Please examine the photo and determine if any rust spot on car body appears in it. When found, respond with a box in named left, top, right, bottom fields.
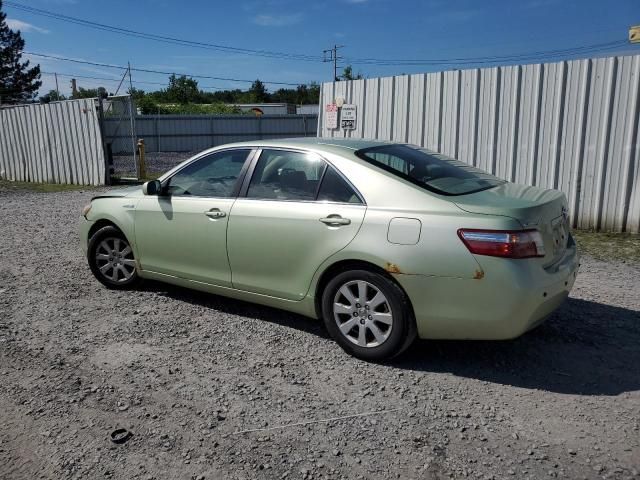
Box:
left=473, top=269, right=485, bottom=280
left=385, top=262, right=402, bottom=274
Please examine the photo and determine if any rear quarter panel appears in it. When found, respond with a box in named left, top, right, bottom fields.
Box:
left=310, top=150, right=522, bottom=281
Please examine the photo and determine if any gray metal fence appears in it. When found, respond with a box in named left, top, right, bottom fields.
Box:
left=0, top=98, right=106, bottom=185
left=104, top=114, right=318, bottom=153
left=318, top=55, right=640, bottom=233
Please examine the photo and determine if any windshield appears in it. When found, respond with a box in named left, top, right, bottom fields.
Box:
left=355, top=144, right=505, bottom=196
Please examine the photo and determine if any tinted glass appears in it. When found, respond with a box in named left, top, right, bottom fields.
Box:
left=247, top=149, right=326, bottom=201
left=355, top=144, right=505, bottom=196
left=317, top=166, right=362, bottom=204
left=167, top=149, right=250, bottom=197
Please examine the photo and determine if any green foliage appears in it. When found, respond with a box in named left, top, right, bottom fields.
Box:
left=155, top=103, right=244, bottom=115
left=71, top=74, right=320, bottom=115
left=72, top=87, right=113, bottom=99
left=0, top=179, right=95, bottom=192
left=341, top=65, right=363, bottom=81
left=39, top=89, right=66, bottom=103
left=271, top=83, right=320, bottom=104
left=248, top=79, right=268, bottom=103
left=127, top=87, right=146, bottom=102
left=165, top=74, right=201, bottom=104
left=0, top=0, right=42, bottom=104
left=572, top=230, right=640, bottom=262
left=136, top=94, right=161, bottom=114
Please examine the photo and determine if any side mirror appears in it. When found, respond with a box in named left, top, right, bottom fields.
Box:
left=142, top=180, right=161, bottom=195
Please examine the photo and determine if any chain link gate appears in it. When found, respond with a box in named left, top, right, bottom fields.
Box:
left=98, top=95, right=138, bottom=182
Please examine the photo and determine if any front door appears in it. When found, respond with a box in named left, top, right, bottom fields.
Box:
left=135, top=148, right=253, bottom=287
left=227, top=148, right=366, bottom=300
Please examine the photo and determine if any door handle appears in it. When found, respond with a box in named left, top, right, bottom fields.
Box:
left=205, top=208, right=226, bottom=219
left=319, top=214, right=351, bottom=226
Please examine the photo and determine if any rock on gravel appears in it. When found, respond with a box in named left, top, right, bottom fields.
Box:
left=0, top=185, right=639, bottom=479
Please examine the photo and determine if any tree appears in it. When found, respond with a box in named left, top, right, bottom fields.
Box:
left=248, top=79, right=268, bottom=103
left=0, top=0, right=42, bottom=103
left=127, top=87, right=146, bottom=102
left=165, top=74, right=200, bottom=104
left=72, top=87, right=111, bottom=99
left=39, top=89, right=66, bottom=103
left=341, top=65, right=363, bottom=81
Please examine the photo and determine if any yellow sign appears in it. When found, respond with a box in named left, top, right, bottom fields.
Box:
left=630, top=25, right=640, bottom=44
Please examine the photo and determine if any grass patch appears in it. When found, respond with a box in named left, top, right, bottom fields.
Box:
left=573, top=230, right=640, bottom=262
left=0, top=180, right=96, bottom=193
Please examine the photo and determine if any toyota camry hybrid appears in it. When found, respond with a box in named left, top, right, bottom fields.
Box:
left=80, top=138, right=579, bottom=360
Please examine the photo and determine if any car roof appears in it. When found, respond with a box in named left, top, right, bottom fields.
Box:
left=215, top=137, right=396, bottom=154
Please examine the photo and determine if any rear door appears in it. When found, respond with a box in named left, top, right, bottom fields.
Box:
left=227, top=148, right=366, bottom=300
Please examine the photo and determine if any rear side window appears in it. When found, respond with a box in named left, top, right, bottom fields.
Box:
left=317, top=167, right=362, bottom=204
left=247, top=149, right=326, bottom=201
left=246, top=149, right=363, bottom=204
left=355, top=144, right=505, bottom=196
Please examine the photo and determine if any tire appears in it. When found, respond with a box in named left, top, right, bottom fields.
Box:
left=321, top=269, right=416, bottom=361
left=87, top=225, right=140, bottom=289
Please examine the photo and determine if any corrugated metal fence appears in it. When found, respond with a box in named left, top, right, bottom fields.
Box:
left=104, top=114, right=318, bottom=153
left=318, top=55, right=640, bottom=233
left=0, top=98, right=105, bottom=185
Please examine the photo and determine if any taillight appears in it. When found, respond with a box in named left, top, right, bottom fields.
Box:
left=457, top=229, right=545, bottom=259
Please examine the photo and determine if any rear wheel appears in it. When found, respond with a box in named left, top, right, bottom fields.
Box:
left=321, top=269, right=415, bottom=361
left=87, top=226, right=139, bottom=289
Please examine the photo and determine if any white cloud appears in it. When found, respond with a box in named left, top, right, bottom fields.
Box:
left=6, top=18, right=50, bottom=34
left=252, top=13, right=303, bottom=27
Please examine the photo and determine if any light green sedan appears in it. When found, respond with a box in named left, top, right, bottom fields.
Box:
left=80, top=138, right=579, bottom=360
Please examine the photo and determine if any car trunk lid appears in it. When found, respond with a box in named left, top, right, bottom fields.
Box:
left=453, top=183, right=570, bottom=267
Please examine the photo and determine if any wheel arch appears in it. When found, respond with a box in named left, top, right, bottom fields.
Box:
left=88, top=219, right=124, bottom=241
left=313, top=259, right=415, bottom=321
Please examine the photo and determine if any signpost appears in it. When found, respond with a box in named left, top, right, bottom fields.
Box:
left=341, top=104, right=356, bottom=130
left=326, top=103, right=338, bottom=129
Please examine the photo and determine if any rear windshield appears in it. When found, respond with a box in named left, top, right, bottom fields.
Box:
left=355, top=144, right=505, bottom=196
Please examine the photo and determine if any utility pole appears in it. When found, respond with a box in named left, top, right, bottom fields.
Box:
left=54, top=73, right=60, bottom=100
left=323, top=45, right=344, bottom=81
left=70, top=78, right=77, bottom=98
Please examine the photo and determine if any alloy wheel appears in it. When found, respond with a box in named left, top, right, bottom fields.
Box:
left=333, top=280, right=393, bottom=348
left=94, top=237, right=136, bottom=283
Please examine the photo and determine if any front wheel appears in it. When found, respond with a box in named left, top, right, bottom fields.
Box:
left=321, top=269, right=416, bottom=361
left=87, top=226, right=140, bottom=289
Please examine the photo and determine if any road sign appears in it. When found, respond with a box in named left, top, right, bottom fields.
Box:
left=326, top=103, right=338, bottom=129
left=341, top=104, right=356, bottom=130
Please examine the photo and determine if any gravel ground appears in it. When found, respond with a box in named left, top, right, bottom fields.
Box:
left=1, top=185, right=639, bottom=480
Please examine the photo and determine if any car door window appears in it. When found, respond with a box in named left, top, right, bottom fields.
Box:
left=166, top=149, right=251, bottom=197
left=317, top=166, right=363, bottom=204
left=246, top=149, right=326, bottom=201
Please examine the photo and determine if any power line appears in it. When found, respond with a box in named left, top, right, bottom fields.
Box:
left=344, top=40, right=629, bottom=66
left=25, top=52, right=312, bottom=86
left=40, top=71, right=227, bottom=90
left=4, top=1, right=321, bottom=62
left=5, top=0, right=632, bottom=69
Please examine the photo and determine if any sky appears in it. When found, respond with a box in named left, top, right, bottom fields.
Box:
left=4, top=0, right=640, bottom=97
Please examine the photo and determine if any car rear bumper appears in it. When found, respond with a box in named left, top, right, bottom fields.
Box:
left=396, top=243, right=579, bottom=340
